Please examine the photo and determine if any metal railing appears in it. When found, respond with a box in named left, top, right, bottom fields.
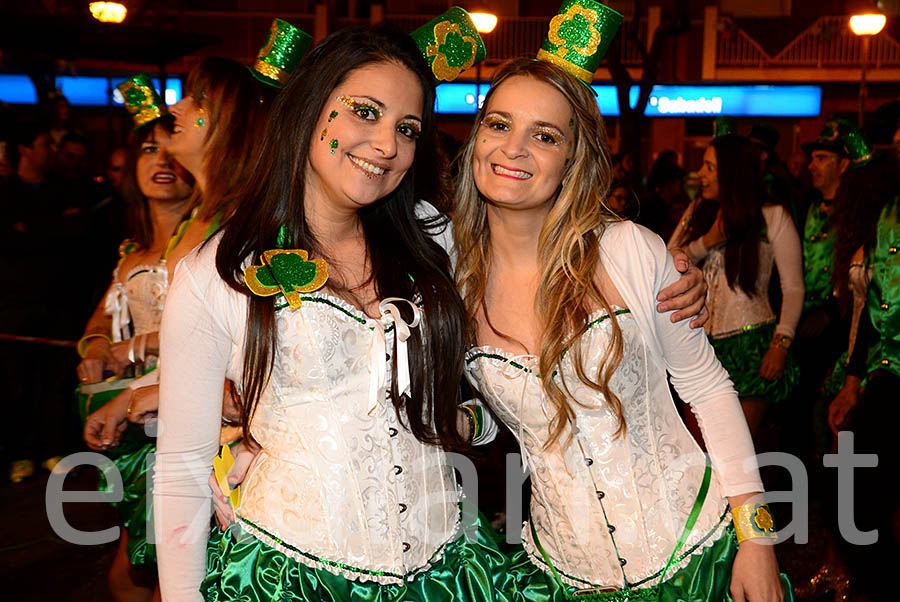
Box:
left=717, top=15, right=900, bottom=68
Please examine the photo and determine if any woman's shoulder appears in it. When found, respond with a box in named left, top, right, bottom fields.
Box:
left=761, top=204, right=794, bottom=237
left=172, top=233, right=226, bottom=291
left=600, top=219, right=669, bottom=259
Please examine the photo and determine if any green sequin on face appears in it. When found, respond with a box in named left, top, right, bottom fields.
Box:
left=330, top=138, right=338, bottom=154
left=569, top=118, right=574, bottom=129
left=482, top=139, right=486, bottom=143
left=328, top=110, right=338, bottom=122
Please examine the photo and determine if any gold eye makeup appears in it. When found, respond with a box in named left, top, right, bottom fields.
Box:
left=337, top=95, right=383, bottom=120
left=480, top=114, right=511, bottom=131
left=532, top=127, right=566, bottom=146
left=397, top=119, right=421, bottom=140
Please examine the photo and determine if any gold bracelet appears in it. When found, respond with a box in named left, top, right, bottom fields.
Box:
left=733, top=503, right=778, bottom=544
left=460, top=405, right=479, bottom=441
left=77, top=333, right=113, bottom=359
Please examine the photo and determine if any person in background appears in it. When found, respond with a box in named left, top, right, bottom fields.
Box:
left=607, top=178, right=637, bottom=220
left=107, top=147, right=128, bottom=192
left=670, top=134, right=803, bottom=437
left=638, top=161, right=688, bottom=241
left=0, top=122, right=77, bottom=484
left=79, top=80, right=194, bottom=601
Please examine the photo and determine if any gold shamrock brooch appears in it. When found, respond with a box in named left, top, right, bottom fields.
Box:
left=243, top=249, right=328, bottom=309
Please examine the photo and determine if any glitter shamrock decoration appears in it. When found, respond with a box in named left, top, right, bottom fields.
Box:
left=244, top=249, right=328, bottom=309
left=410, top=7, right=486, bottom=85
left=116, top=73, right=169, bottom=130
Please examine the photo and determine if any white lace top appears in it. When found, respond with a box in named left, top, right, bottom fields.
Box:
left=465, top=221, right=763, bottom=589
left=154, top=203, right=492, bottom=601
left=669, top=203, right=804, bottom=339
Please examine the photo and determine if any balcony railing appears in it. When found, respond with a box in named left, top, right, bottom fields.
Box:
left=716, top=15, right=900, bottom=69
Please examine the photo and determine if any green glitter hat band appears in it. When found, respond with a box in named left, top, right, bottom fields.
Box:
left=252, top=18, right=313, bottom=88
left=409, top=7, right=487, bottom=85
left=116, top=73, right=169, bottom=131
left=841, top=124, right=875, bottom=167
left=713, top=116, right=737, bottom=138
left=536, top=0, right=624, bottom=85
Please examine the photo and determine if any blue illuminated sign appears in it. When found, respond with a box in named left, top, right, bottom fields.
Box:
left=432, top=83, right=821, bottom=117
left=0, top=75, right=182, bottom=106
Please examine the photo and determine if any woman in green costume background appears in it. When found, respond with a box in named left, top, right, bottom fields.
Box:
left=80, top=20, right=307, bottom=601
left=669, top=132, right=804, bottom=438
left=76, top=76, right=194, bottom=601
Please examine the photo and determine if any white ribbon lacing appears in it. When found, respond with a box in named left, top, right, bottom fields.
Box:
left=367, top=297, right=421, bottom=416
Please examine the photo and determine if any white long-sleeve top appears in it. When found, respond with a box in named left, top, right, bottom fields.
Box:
left=669, top=202, right=804, bottom=338
left=465, top=221, right=763, bottom=589
left=154, top=202, right=494, bottom=601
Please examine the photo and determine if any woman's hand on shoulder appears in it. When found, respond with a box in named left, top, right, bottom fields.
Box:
left=657, top=247, right=709, bottom=329
left=730, top=540, right=785, bottom=602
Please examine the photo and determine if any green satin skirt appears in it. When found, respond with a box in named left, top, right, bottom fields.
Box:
left=499, top=526, right=794, bottom=602
left=710, top=322, right=799, bottom=403
left=201, top=511, right=511, bottom=602
left=99, top=441, right=156, bottom=567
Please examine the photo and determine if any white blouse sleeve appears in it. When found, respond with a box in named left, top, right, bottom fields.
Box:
left=154, top=245, right=237, bottom=602
left=765, top=205, right=805, bottom=338
left=603, top=222, right=763, bottom=496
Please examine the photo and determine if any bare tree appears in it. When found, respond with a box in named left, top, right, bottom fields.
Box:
left=606, top=0, right=690, bottom=186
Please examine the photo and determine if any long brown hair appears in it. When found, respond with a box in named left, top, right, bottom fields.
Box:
left=685, top=135, right=764, bottom=295
left=216, top=27, right=469, bottom=451
left=454, top=58, right=626, bottom=444
left=184, top=57, right=277, bottom=221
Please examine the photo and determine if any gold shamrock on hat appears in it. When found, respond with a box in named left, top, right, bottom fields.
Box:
left=548, top=4, right=603, bottom=59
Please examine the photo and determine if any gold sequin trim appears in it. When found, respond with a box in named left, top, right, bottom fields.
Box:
left=253, top=60, right=289, bottom=85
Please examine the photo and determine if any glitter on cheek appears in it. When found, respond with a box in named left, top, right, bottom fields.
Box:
left=330, top=139, right=338, bottom=154
left=569, top=118, right=574, bottom=129
left=320, top=128, right=328, bottom=141
left=482, top=139, right=487, bottom=143
left=328, top=110, right=338, bottom=122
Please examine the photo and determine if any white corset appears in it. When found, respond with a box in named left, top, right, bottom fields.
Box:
left=235, top=292, right=461, bottom=584
left=703, top=243, right=776, bottom=337
left=465, top=311, right=729, bottom=589
left=104, top=261, right=169, bottom=341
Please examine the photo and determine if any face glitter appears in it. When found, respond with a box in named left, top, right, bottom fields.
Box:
left=194, top=108, right=206, bottom=128
left=328, top=110, right=338, bottom=122
left=330, top=139, right=338, bottom=154
left=337, top=95, right=383, bottom=119
left=320, top=128, right=327, bottom=141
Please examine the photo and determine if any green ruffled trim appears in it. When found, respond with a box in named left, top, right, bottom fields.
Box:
left=202, top=511, right=513, bottom=602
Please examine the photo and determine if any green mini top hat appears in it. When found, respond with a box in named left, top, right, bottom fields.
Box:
left=713, top=116, right=737, bottom=138
left=251, top=18, right=313, bottom=87
left=117, top=73, right=169, bottom=131
left=409, top=7, right=487, bottom=85
left=749, top=122, right=779, bottom=152
left=802, top=118, right=874, bottom=168
left=536, top=0, right=624, bottom=86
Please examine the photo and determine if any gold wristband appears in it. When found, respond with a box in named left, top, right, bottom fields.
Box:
left=77, top=333, right=113, bottom=359
left=733, top=503, right=778, bottom=544
left=460, top=405, right=479, bottom=441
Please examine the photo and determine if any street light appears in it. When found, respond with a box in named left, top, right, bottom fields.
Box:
left=89, top=2, right=127, bottom=23
left=849, top=13, right=886, bottom=127
left=470, top=12, right=497, bottom=109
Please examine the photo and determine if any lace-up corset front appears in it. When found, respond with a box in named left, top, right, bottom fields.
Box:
left=465, top=310, right=729, bottom=589
left=235, top=293, right=461, bottom=585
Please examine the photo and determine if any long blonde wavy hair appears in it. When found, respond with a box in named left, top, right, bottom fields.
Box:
left=454, top=58, right=626, bottom=445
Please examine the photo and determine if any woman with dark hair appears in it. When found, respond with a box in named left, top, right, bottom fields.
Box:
left=669, top=134, right=804, bottom=435
left=455, top=51, right=788, bottom=602
left=153, top=24, right=508, bottom=602
left=76, top=81, right=193, bottom=600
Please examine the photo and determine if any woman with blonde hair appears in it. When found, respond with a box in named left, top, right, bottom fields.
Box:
left=455, top=44, right=790, bottom=602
